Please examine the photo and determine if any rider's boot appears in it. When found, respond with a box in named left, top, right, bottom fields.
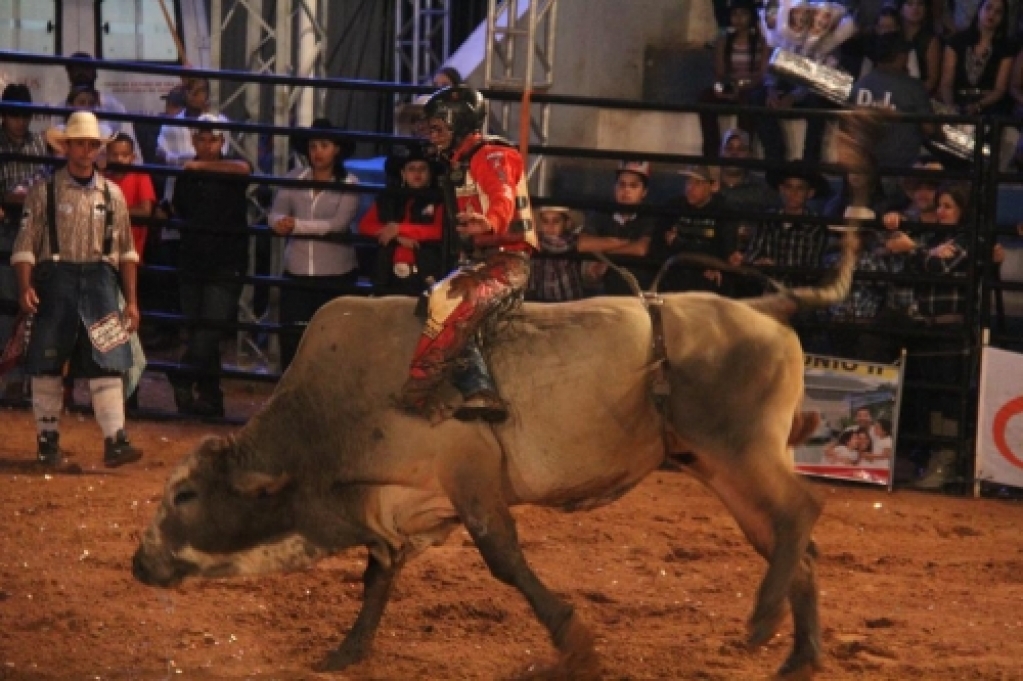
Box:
left=452, top=342, right=507, bottom=423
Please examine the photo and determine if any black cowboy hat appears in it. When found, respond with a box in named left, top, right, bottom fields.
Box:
left=383, top=141, right=438, bottom=178
left=291, top=117, right=356, bottom=160
left=766, top=165, right=834, bottom=199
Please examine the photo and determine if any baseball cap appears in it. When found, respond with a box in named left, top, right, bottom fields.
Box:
left=679, top=165, right=718, bottom=183
left=617, top=160, right=650, bottom=180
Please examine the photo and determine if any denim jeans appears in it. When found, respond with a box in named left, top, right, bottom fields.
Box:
left=172, top=268, right=242, bottom=401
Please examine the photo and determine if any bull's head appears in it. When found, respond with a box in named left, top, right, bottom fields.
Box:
left=132, top=435, right=324, bottom=587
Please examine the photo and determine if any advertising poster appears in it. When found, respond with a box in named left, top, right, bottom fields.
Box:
left=794, top=354, right=904, bottom=489
left=976, top=346, right=1023, bottom=489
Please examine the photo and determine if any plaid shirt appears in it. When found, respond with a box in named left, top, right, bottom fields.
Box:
left=825, top=233, right=892, bottom=320
left=745, top=209, right=827, bottom=269
left=527, top=233, right=585, bottom=302
left=909, top=229, right=969, bottom=318
left=0, top=129, right=50, bottom=194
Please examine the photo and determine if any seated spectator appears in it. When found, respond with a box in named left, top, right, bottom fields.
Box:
left=938, top=0, right=1015, bottom=116
left=526, top=206, right=586, bottom=302
left=102, top=133, right=156, bottom=261
left=699, top=0, right=769, bottom=157
left=577, top=161, right=657, bottom=295
left=168, top=113, right=252, bottom=417
left=649, top=165, right=739, bottom=295
left=824, top=169, right=888, bottom=218
left=271, top=118, right=360, bottom=370
left=882, top=158, right=943, bottom=229
left=135, top=85, right=186, bottom=197
left=851, top=32, right=936, bottom=192
left=717, top=128, right=778, bottom=255
left=898, top=0, right=942, bottom=95
left=360, top=143, right=445, bottom=294
left=744, top=167, right=832, bottom=277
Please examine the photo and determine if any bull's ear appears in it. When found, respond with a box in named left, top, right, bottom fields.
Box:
left=231, top=470, right=292, bottom=497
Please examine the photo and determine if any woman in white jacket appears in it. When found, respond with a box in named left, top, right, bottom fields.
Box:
left=270, top=117, right=359, bottom=369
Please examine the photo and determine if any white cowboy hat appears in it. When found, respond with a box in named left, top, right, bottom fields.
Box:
left=536, top=205, right=585, bottom=234
left=45, top=110, right=114, bottom=155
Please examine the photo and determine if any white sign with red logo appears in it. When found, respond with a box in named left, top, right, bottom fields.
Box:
left=976, top=346, right=1023, bottom=488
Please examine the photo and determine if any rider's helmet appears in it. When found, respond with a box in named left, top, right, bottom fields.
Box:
left=423, top=85, right=486, bottom=148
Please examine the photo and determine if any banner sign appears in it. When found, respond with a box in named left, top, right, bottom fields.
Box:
left=976, top=346, right=1023, bottom=488
left=794, top=354, right=905, bottom=488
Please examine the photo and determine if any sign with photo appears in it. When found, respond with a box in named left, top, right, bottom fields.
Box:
left=794, top=354, right=905, bottom=489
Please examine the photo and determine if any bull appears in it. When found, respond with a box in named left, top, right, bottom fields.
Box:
left=132, top=225, right=860, bottom=679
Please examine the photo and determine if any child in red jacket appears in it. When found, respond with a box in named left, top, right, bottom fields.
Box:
left=359, top=145, right=445, bottom=291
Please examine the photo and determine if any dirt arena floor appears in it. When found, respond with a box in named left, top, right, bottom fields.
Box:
left=2, top=399, right=1023, bottom=681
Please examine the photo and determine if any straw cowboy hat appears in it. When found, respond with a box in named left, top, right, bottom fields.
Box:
left=537, top=205, right=585, bottom=234
left=45, top=110, right=114, bottom=155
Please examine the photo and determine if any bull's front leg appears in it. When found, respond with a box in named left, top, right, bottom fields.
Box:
left=440, top=455, right=600, bottom=679
left=315, top=549, right=403, bottom=671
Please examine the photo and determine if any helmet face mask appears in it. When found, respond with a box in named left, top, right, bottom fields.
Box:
left=424, top=85, right=485, bottom=149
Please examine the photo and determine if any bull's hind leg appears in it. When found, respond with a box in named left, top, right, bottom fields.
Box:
left=438, top=452, right=599, bottom=679
left=683, top=449, right=822, bottom=678
left=315, top=551, right=403, bottom=671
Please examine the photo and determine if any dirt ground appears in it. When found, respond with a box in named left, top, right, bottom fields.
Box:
left=2, top=400, right=1023, bottom=681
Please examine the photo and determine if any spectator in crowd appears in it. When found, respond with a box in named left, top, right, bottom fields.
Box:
left=851, top=32, right=937, bottom=195
left=823, top=170, right=886, bottom=219
left=898, top=0, right=943, bottom=94
left=885, top=182, right=999, bottom=488
left=850, top=4, right=901, bottom=77
left=102, top=133, right=156, bottom=261
left=135, top=85, right=186, bottom=197
left=271, top=118, right=360, bottom=370
left=66, top=85, right=101, bottom=111
left=151, top=78, right=227, bottom=346
left=360, top=142, right=445, bottom=295
left=0, top=84, right=51, bottom=400
left=526, top=206, right=587, bottom=302
left=699, top=0, right=769, bottom=157
left=744, top=167, right=832, bottom=275
left=935, top=0, right=1019, bottom=38
left=939, top=0, right=1015, bottom=116
left=57, top=52, right=137, bottom=147
left=0, top=84, right=50, bottom=198
left=649, top=165, right=739, bottom=295
left=717, top=128, right=778, bottom=257
left=882, top=158, right=944, bottom=228
left=167, top=114, right=252, bottom=417
left=11, top=111, right=142, bottom=468
left=823, top=203, right=902, bottom=361
left=717, top=129, right=777, bottom=210
left=577, top=161, right=657, bottom=295
left=432, top=67, right=463, bottom=88
left=1009, top=45, right=1023, bottom=114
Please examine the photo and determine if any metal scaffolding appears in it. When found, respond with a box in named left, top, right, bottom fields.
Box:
left=208, top=0, right=330, bottom=371
left=484, top=0, right=557, bottom=192
left=394, top=0, right=452, bottom=92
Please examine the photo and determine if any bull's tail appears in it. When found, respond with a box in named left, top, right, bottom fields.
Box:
left=746, top=229, right=859, bottom=322
left=788, top=410, right=822, bottom=447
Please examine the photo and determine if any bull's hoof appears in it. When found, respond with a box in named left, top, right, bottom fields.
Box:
left=773, top=662, right=817, bottom=681
left=509, top=650, right=602, bottom=681
left=747, top=607, right=786, bottom=649
left=312, top=646, right=366, bottom=672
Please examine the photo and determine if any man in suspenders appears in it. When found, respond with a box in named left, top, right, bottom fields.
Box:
left=11, top=111, right=143, bottom=468
left=397, top=85, right=537, bottom=424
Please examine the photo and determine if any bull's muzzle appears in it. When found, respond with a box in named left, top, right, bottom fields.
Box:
left=132, top=545, right=192, bottom=587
